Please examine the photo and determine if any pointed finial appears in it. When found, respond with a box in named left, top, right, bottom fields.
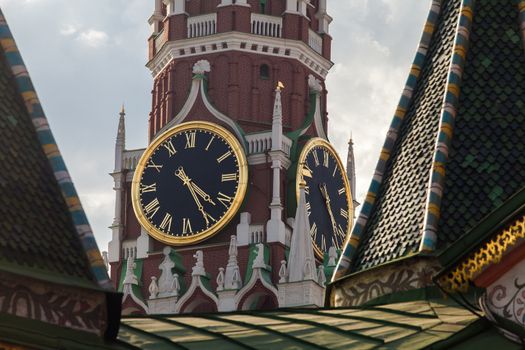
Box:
left=348, top=132, right=353, bottom=145
left=120, top=103, right=125, bottom=115
left=276, top=81, right=285, bottom=91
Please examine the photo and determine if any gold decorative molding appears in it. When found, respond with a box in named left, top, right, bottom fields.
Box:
left=439, top=215, right=525, bottom=293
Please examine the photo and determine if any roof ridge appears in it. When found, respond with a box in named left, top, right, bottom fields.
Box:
left=334, top=0, right=444, bottom=280
left=419, top=0, right=475, bottom=253
left=0, top=9, right=111, bottom=289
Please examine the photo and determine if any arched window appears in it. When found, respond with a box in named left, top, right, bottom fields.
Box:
left=260, top=64, right=270, bottom=80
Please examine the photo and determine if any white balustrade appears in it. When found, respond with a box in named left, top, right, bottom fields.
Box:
left=308, top=28, right=323, bottom=55
left=251, top=14, right=282, bottom=38
left=249, top=225, right=266, bottom=244
left=187, top=13, right=217, bottom=38
left=123, top=149, right=145, bottom=170
left=245, top=132, right=292, bottom=156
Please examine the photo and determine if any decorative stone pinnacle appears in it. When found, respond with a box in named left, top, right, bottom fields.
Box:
left=276, top=81, right=285, bottom=92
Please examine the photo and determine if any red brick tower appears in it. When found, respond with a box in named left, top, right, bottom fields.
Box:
left=108, top=0, right=339, bottom=315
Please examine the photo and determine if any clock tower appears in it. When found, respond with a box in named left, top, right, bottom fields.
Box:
left=108, top=0, right=354, bottom=315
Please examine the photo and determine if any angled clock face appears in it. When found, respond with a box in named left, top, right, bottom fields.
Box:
left=132, top=121, right=248, bottom=245
left=297, top=138, right=353, bottom=257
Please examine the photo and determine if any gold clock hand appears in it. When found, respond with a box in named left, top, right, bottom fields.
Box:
left=319, top=183, right=339, bottom=235
left=175, top=166, right=216, bottom=227
left=190, top=181, right=216, bottom=205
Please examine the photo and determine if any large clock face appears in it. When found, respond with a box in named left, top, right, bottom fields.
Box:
left=132, top=121, right=248, bottom=245
left=296, top=138, right=353, bottom=257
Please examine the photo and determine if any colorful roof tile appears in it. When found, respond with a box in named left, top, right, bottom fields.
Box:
left=0, top=9, right=110, bottom=289
left=336, top=0, right=525, bottom=277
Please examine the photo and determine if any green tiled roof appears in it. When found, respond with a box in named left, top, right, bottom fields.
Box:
left=338, top=0, right=525, bottom=275
left=0, top=48, right=94, bottom=281
left=117, top=300, right=518, bottom=349
left=0, top=9, right=109, bottom=287
left=352, top=0, right=462, bottom=271
left=437, top=0, right=525, bottom=246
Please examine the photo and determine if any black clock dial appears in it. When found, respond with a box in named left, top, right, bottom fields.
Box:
left=297, top=139, right=352, bottom=257
left=132, top=122, right=247, bottom=245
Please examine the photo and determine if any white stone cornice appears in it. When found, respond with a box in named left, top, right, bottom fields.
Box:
left=147, top=31, right=333, bottom=79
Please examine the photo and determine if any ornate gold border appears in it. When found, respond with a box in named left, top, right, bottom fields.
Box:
left=131, top=121, right=248, bottom=246
left=296, top=138, right=354, bottom=258
left=439, top=214, right=525, bottom=293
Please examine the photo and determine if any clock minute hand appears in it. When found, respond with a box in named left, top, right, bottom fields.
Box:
left=319, top=183, right=339, bottom=234
left=175, top=167, right=216, bottom=227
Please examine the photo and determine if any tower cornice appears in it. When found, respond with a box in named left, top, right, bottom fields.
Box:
left=147, top=31, right=333, bottom=79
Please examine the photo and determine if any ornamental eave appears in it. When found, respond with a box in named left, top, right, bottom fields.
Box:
left=146, top=31, right=334, bottom=79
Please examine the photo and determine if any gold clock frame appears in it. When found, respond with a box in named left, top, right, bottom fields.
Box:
left=131, top=121, right=248, bottom=246
left=296, top=137, right=354, bottom=258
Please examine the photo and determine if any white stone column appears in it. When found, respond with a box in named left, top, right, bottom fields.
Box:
left=285, top=0, right=298, bottom=13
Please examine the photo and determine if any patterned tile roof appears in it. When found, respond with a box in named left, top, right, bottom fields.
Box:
left=336, top=0, right=525, bottom=277
left=0, top=9, right=110, bottom=288
left=437, top=0, right=525, bottom=247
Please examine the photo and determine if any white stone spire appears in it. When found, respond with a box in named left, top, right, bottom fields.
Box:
left=115, top=105, right=126, bottom=172
left=347, top=135, right=359, bottom=212
left=108, top=106, right=126, bottom=263
left=266, top=83, right=287, bottom=244
left=287, top=175, right=316, bottom=282
left=224, top=235, right=242, bottom=290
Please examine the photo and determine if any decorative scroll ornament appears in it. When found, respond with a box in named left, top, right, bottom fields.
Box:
left=192, top=59, right=211, bottom=75
left=439, top=215, right=525, bottom=293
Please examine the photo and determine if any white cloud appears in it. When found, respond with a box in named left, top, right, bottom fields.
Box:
left=60, top=24, right=78, bottom=36
left=77, top=29, right=109, bottom=47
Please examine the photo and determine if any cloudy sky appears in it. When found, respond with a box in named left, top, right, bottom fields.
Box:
left=1, top=0, right=429, bottom=252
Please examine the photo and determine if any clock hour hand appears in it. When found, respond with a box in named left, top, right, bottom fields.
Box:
left=319, top=183, right=339, bottom=235
left=190, top=182, right=216, bottom=205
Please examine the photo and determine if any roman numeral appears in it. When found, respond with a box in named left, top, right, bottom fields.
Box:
left=140, top=183, right=157, bottom=193
left=159, top=213, right=172, bottom=232
left=313, top=150, right=320, bottom=167
left=217, top=192, right=234, bottom=208
left=336, top=224, right=346, bottom=239
left=144, top=198, right=160, bottom=218
left=162, top=140, right=177, bottom=157
left=304, top=186, right=310, bottom=195
left=205, top=135, right=215, bottom=151
left=305, top=202, right=311, bottom=216
left=221, top=173, right=237, bottom=182
left=147, top=160, right=163, bottom=172
left=338, top=187, right=345, bottom=196
left=332, top=236, right=339, bottom=250
left=217, top=151, right=232, bottom=163
left=185, top=132, right=196, bottom=149
left=310, top=222, right=318, bottom=241
left=321, top=235, right=327, bottom=251
left=332, top=166, right=338, bottom=177
left=323, top=151, right=329, bottom=168
left=302, top=163, right=313, bottom=178
left=182, top=218, right=192, bottom=235
left=340, top=208, right=349, bottom=220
